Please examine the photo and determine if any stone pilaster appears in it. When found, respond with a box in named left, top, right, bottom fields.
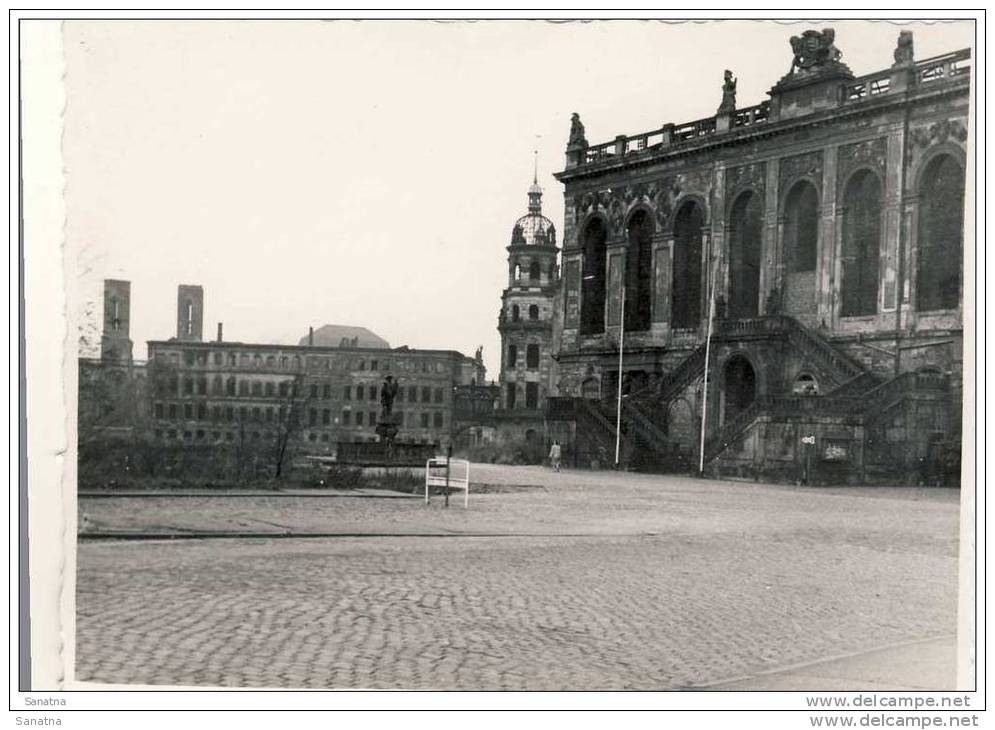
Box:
left=654, top=234, right=674, bottom=328
left=561, top=254, right=582, bottom=333
left=711, top=164, right=729, bottom=304
left=819, top=145, right=838, bottom=327
left=902, top=197, right=921, bottom=331
left=761, top=161, right=780, bottom=313
left=880, top=126, right=906, bottom=313
left=605, top=242, right=626, bottom=332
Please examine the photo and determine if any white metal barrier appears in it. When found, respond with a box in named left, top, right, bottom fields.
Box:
left=424, top=457, right=470, bottom=508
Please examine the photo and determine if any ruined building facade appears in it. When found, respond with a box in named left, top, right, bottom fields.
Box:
left=548, top=29, right=969, bottom=484
left=80, top=279, right=487, bottom=479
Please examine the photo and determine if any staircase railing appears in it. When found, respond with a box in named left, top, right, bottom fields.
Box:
left=613, top=342, right=707, bottom=406
left=714, top=315, right=865, bottom=383
left=763, top=394, right=866, bottom=418
left=828, top=371, right=881, bottom=397
left=860, top=371, right=918, bottom=416
left=715, top=316, right=787, bottom=337
left=577, top=397, right=620, bottom=441
left=781, top=316, right=865, bottom=381
left=621, top=399, right=673, bottom=453
left=658, top=344, right=707, bottom=402
left=703, top=399, right=762, bottom=462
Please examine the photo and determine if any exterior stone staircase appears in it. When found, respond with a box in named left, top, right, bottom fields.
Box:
left=702, top=370, right=940, bottom=465
left=550, top=315, right=948, bottom=478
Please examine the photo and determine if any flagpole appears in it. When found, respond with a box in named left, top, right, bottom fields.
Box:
left=615, top=282, right=625, bottom=468
left=698, top=250, right=718, bottom=476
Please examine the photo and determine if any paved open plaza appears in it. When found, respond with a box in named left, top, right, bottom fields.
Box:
left=74, top=466, right=961, bottom=690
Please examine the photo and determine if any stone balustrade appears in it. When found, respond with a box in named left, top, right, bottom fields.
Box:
left=915, top=49, right=972, bottom=85
left=568, top=48, right=970, bottom=170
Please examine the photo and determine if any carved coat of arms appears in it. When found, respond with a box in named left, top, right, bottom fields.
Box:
left=789, top=28, right=842, bottom=71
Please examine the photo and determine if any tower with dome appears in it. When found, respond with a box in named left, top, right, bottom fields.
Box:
left=494, top=165, right=560, bottom=452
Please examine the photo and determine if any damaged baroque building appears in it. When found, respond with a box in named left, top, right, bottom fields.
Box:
left=544, top=29, right=968, bottom=484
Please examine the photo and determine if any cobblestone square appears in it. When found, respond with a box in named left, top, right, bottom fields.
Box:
left=75, top=466, right=961, bottom=690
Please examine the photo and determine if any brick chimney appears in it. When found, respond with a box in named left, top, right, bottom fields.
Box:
left=217, top=322, right=223, bottom=343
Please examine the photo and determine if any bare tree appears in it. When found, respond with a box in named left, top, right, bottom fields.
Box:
left=271, top=373, right=312, bottom=479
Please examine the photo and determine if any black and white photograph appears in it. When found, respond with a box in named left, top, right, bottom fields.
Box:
left=14, top=12, right=982, bottom=716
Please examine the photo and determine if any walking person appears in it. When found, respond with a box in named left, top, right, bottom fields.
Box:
left=548, top=440, right=562, bottom=472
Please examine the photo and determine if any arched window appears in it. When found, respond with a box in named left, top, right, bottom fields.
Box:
left=728, top=191, right=763, bottom=318
left=580, top=218, right=607, bottom=335
left=529, top=261, right=541, bottom=282
left=793, top=372, right=820, bottom=395
left=507, top=344, right=517, bottom=369
left=784, top=181, right=819, bottom=273
left=841, top=170, right=882, bottom=317
left=723, top=355, right=756, bottom=423
left=211, top=375, right=223, bottom=395
left=672, top=202, right=704, bottom=329
left=512, top=305, right=520, bottom=322
left=514, top=264, right=522, bottom=281
left=528, top=304, right=539, bottom=320
left=625, top=210, right=654, bottom=331
left=918, top=154, right=965, bottom=311
left=916, top=366, right=946, bottom=390
left=526, top=344, right=540, bottom=368
left=581, top=377, right=599, bottom=400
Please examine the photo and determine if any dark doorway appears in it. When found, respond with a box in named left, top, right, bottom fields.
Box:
left=723, top=356, right=756, bottom=423
left=728, top=191, right=763, bottom=318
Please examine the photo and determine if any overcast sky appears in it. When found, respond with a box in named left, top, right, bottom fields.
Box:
left=63, top=19, right=973, bottom=378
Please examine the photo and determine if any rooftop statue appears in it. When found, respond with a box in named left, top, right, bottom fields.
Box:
left=717, top=69, right=737, bottom=114
left=568, top=112, right=588, bottom=148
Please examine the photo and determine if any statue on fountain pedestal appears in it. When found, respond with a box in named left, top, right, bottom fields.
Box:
left=380, top=375, right=398, bottom=417
left=376, top=375, right=401, bottom=452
